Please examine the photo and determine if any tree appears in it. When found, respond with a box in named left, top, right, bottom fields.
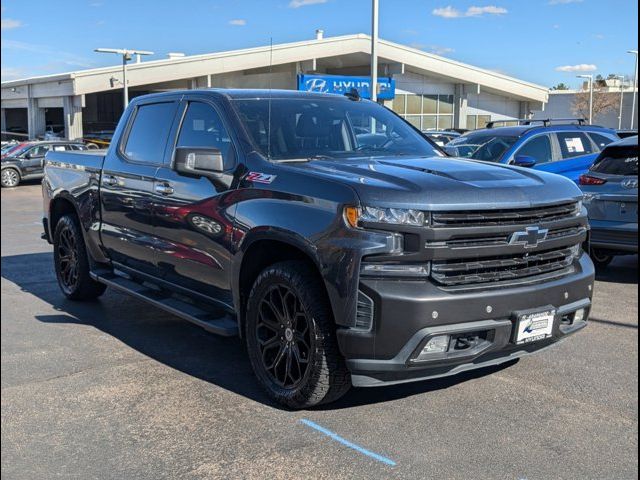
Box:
left=571, top=88, right=619, bottom=121
left=551, top=82, right=570, bottom=90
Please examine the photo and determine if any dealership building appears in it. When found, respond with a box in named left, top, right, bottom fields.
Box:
left=1, top=32, right=550, bottom=141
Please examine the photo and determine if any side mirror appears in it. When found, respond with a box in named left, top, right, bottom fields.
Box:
left=23, top=153, right=32, bottom=159
left=514, top=155, right=537, bottom=168
left=174, top=147, right=224, bottom=177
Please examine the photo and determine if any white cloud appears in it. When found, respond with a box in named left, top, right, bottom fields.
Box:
left=553, top=24, right=561, bottom=29
left=555, top=64, right=597, bottom=72
left=2, top=40, right=95, bottom=69
left=229, top=19, right=247, bottom=26
left=548, top=0, right=583, bottom=4
left=593, top=33, right=605, bottom=39
left=1, top=18, right=22, bottom=30
left=409, top=43, right=456, bottom=56
left=288, top=0, right=327, bottom=8
left=432, top=5, right=507, bottom=18
left=1, top=67, right=27, bottom=81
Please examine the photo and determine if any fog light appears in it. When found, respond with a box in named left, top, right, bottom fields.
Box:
left=360, top=263, right=429, bottom=278
left=574, top=308, right=586, bottom=323
left=416, top=335, right=450, bottom=360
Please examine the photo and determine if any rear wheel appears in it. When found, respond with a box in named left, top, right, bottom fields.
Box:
left=591, top=249, right=614, bottom=269
left=53, top=214, right=107, bottom=300
left=246, top=261, right=351, bottom=409
left=1, top=168, right=20, bottom=188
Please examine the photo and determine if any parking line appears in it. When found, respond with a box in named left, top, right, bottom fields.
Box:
left=299, top=419, right=396, bottom=467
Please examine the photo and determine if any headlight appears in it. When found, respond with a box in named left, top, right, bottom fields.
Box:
left=345, top=206, right=427, bottom=228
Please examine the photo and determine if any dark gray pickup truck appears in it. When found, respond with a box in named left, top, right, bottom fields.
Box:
left=42, top=89, right=594, bottom=408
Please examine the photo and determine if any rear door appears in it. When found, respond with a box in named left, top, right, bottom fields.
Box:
left=100, top=97, right=180, bottom=275
left=152, top=97, right=239, bottom=302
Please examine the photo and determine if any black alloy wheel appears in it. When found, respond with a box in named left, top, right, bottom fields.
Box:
left=256, top=284, right=313, bottom=389
left=53, top=214, right=107, bottom=300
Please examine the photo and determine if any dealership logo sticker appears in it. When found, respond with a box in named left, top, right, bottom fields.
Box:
left=246, top=172, right=277, bottom=184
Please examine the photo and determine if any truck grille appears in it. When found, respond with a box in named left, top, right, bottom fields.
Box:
left=431, top=202, right=580, bottom=227
left=431, top=246, right=577, bottom=287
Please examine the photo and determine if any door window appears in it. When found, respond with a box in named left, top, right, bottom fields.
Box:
left=124, top=102, right=176, bottom=163
left=515, top=135, right=553, bottom=164
left=556, top=132, right=595, bottom=159
left=176, top=102, right=234, bottom=169
left=588, top=132, right=616, bottom=150
left=27, top=145, right=50, bottom=157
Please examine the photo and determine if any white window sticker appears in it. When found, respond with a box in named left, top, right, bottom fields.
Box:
left=564, top=137, right=585, bottom=153
left=193, top=119, right=205, bottom=131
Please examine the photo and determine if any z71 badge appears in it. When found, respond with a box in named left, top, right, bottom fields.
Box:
left=246, top=172, right=277, bottom=184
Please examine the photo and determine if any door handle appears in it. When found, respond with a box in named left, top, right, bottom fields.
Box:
left=155, top=182, right=174, bottom=195
left=103, top=174, right=119, bottom=187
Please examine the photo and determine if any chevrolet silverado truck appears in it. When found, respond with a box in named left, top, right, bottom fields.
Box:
left=42, top=89, right=595, bottom=408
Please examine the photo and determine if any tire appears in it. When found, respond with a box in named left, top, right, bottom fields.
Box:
left=245, top=261, right=351, bottom=409
left=1, top=168, right=20, bottom=188
left=53, top=214, right=107, bottom=300
left=590, top=249, right=614, bottom=269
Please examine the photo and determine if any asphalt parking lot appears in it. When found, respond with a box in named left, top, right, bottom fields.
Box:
left=1, top=183, right=638, bottom=480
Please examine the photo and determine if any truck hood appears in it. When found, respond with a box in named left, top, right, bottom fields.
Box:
left=286, top=156, right=583, bottom=210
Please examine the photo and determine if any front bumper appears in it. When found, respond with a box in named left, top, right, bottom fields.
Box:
left=337, top=253, right=595, bottom=387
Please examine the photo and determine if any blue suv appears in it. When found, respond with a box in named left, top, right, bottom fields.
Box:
left=444, top=119, right=619, bottom=183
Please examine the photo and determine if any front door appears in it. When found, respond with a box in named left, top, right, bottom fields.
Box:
left=21, top=144, right=49, bottom=176
left=153, top=99, right=239, bottom=303
left=100, top=99, right=180, bottom=275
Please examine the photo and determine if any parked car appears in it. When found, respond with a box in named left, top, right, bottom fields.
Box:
left=616, top=129, right=638, bottom=139
left=42, top=90, right=594, bottom=408
left=420, top=130, right=461, bottom=147
left=444, top=120, right=619, bottom=182
left=579, top=136, right=638, bottom=268
left=1, top=141, right=88, bottom=187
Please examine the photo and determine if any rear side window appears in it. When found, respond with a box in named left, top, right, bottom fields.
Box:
left=591, top=147, right=638, bottom=175
left=124, top=102, right=176, bottom=163
left=516, top=135, right=553, bottom=164
left=556, top=132, right=594, bottom=159
left=588, top=132, right=616, bottom=150
left=176, top=102, right=234, bottom=169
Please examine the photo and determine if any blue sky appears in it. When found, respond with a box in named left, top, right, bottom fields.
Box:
left=1, top=0, right=637, bottom=87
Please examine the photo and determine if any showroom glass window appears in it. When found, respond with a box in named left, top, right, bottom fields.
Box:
left=391, top=94, right=455, bottom=130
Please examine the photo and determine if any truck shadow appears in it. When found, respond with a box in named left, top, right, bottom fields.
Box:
left=4, top=251, right=519, bottom=410
left=594, top=255, right=638, bottom=285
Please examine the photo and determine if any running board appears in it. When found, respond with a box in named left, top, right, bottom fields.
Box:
left=90, top=270, right=238, bottom=337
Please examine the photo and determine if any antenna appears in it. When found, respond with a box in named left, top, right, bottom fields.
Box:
left=267, top=37, right=273, bottom=161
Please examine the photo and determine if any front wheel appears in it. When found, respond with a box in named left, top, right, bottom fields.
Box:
left=246, top=261, right=351, bottom=409
left=53, top=214, right=107, bottom=300
left=1, top=168, right=20, bottom=188
left=591, top=249, right=614, bottom=269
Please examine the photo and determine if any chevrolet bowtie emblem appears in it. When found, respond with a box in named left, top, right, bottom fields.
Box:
left=509, top=226, right=549, bottom=249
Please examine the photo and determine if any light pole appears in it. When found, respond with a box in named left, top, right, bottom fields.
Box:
left=628, top=50, right=638, bottom=129
left=94, top=48, right=154, bottom=108
left=370, top=0, right=379, bottom=103
left=617, top=75, right=625, bottom=130
left=577, top=74, right=594, bottom=124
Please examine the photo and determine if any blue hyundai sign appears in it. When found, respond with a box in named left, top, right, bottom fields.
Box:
left=297, top=74, right=396, bottom=100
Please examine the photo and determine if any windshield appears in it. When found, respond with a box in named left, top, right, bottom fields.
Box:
left=1, top=143, right=28, bottom=157
left=446, top=133, right=519, bottom=161
left=231, top=97, right=440, bottom=161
